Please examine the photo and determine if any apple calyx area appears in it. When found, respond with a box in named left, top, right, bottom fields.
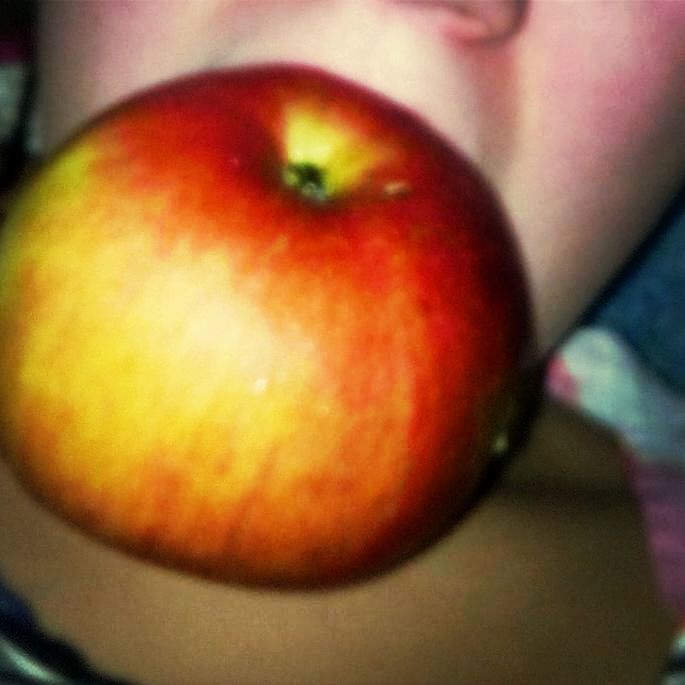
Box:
left=0, top=64, right=532, bottom=590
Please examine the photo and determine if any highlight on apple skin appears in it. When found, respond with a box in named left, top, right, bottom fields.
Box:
left=0, top=64, right=531, bottom=589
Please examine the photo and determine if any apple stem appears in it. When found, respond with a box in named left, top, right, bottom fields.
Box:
left=282, top=162, right=329, bottom=203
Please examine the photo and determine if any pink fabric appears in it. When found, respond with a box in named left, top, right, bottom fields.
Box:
left=625, top=455, right=685, bottom=616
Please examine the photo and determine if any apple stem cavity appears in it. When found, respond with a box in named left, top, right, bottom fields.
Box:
left=282, top=162, right=329, bottom=203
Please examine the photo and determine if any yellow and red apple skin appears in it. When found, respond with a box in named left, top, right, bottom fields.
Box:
left=0, top=65, right=530, bottom=588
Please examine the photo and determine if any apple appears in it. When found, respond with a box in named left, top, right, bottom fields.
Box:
left=0, top=65, right=531, bottom=588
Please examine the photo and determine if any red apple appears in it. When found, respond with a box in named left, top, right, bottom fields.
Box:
left=0, top=65, right=530, bottom=588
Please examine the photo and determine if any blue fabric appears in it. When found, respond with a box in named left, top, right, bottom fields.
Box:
left=585, top=186, right=685, bottom=393
left=0, top=576, right=34, bottom=629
